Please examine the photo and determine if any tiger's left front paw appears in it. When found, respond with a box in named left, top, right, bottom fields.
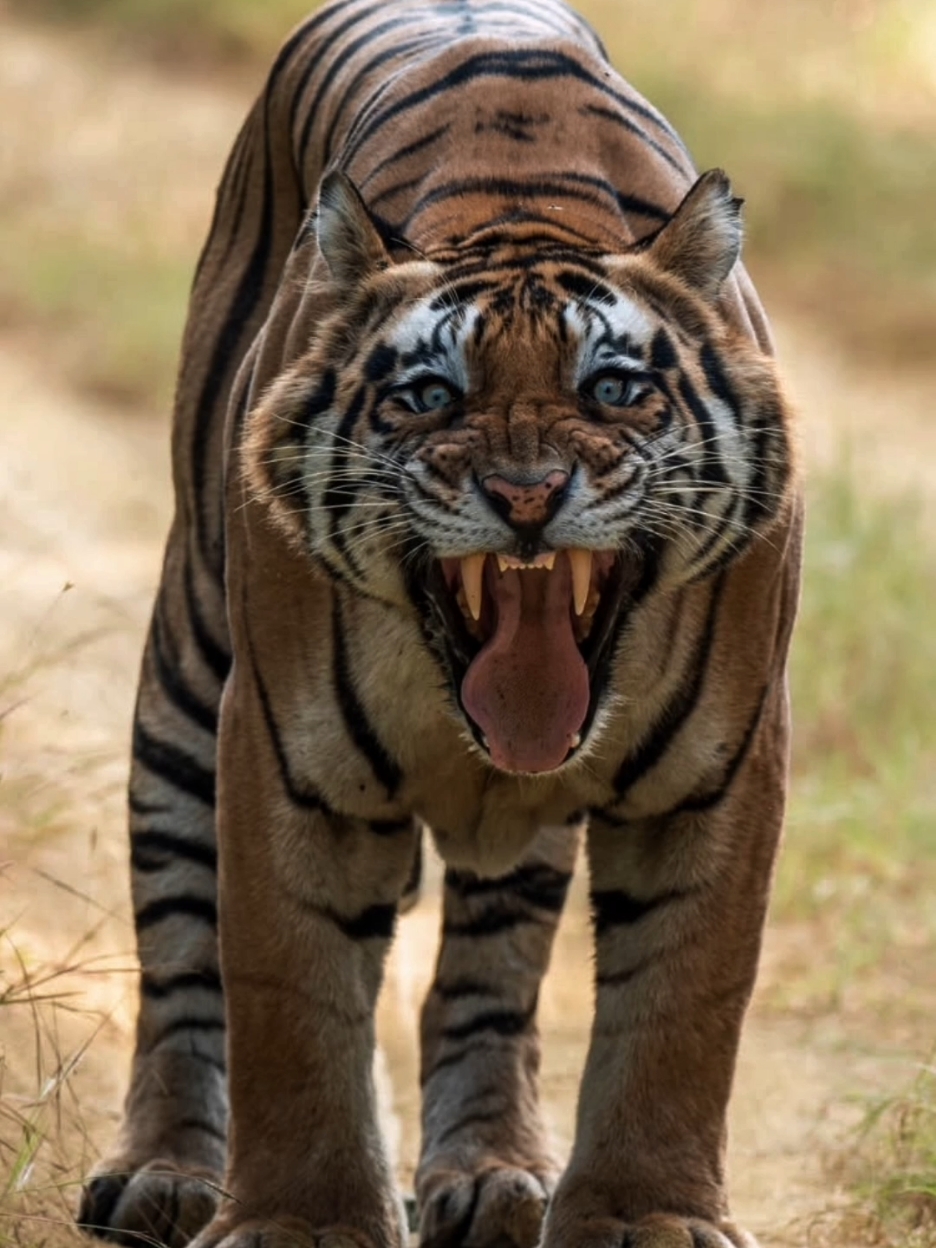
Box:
left=191, top=1216, right=393, bottom=1248
left=546, top=1213, right=758, bottom=1248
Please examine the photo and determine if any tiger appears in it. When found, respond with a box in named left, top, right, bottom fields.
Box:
left=77, top=1, right=801, bottom=1247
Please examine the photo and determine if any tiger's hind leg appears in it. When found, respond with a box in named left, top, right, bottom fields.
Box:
left=78, top=536, right=231, bottom=1248
left=417, top=822, right=582, bottom=1248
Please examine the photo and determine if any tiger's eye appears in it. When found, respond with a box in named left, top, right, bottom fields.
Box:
left=420, top=382, right=454, bottom=411
left=591, top=376, right=627, bottom=405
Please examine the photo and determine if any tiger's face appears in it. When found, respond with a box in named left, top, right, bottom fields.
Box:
left=246, top=171, right=793, bottom=776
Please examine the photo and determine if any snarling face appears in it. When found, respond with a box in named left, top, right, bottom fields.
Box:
left=246, top=171, right=794, bottom=775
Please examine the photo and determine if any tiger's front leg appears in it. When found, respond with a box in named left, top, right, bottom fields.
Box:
left=416, top=822, right=582, bottom=1248
left=190, top=664, right=416, bottom=1248
left=543, top=736, right=786, bottom=1248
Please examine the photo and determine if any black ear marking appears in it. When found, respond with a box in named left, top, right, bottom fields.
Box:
left=644, top=169, right=744, bottom=301
left=316, top=170, right=391, bottom=285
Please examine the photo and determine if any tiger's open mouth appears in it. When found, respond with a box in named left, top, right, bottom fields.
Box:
left=420, top=549, right=629, bottom=774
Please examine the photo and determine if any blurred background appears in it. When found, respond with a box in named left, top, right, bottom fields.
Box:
left=1, top=2, right=934, bottom=1246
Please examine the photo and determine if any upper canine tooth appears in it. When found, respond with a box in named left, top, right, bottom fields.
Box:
left=461, top=554, right=486, bottom=620
left=568, top=549, right=593, bottom=616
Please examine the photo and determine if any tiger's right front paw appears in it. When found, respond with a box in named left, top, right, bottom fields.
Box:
left=77, top=1159, right=221, bottom=1247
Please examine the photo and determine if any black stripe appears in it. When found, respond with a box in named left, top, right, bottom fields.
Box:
left=327, top=902, right=397, bottom=941
left=369, top=818, right=413, bottom=836
left=300, top=368, right=338, bottom=432
left=141, top=969, right=223, bottom=999
left=556, top=270, right=617, bottom=306
left=677, top=373, right=729, bottom=486
left=442, top=247, right=607, bottom=280
left=670, top=685, right=769, bottom=815
left=613, top=576, right=723, bottom=793
left=184, top=561, right=231, bottom=684
left=699, top=342, right=741, bottom=425
left=369, top=174, right=428, bottom=210
left=743, top=396, right=787, bottom=530
left=362, top=124, right=452, bottom=187
left=589, top=888, right=685, bottom=937
left=580, top=103, right=688, bottom=177
left=429, top=278, right=499, bottom=310
left=191, top=50, right=292, bottom=580
left=397, top=174, right=668, bottom=233
left=595, top=956, right=654, bottom=990
left=213, top=133, right=256, bottom=278
left=128, top=793, right=172, bottom=817
left=442, top=909, right=537, bottom=938
left=149, top=608, right=218, bottom=735
left=321, top=35, right=432, bottom=161
left=149, top=1015, right=226, bottom=1048
left=432, top=977, right=498, bottom=1001
left=323, top=387, right=368, bottom=576
left=136, top=895, right=218, bottom=931
left=131, top=831, right=217, bottom=873
left=440, top=1001, right=536, bottom=1042
left=133, top=722, right=216, bottom=807
left=445, top=863, right=571, bottom=912
left=435, top=1107, right=505, bottom=1148
left=650, top=326, right=678, bottom=372
left=188, top=1049, right=227, bottom=1075
left=244, top=622, right=332, bottom=813
left=293, top=2, right=410, bottom=154
left=332, top=595, right=402, bottom=797
left=422, top=1046, right=480, bottom=1082
left=362, top=344, right=399, bottom=384
left=688, top=495, right=740, bottom=578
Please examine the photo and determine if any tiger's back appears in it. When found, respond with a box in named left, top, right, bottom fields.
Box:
left=79, top=4, right=800, bottom=1248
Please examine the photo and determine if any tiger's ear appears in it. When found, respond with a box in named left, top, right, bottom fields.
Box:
left=316, top=170, right=391, bottom=285
left=644, top=169, right=743, bottom=301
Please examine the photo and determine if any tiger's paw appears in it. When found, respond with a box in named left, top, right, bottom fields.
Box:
left=545, top=1213, right=759, bottom=1248
left=77, top=1159, right=221, bottom=1247
left=191, top=1217, right=389, bottom=1248
left=418, top=1165, right=552, bottom=1248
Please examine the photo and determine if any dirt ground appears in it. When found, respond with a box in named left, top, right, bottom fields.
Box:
left=1, top=16, right=935, bottom=1248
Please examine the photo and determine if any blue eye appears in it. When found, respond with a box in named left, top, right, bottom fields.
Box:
left=420, top=381, right=454, bottom=410
left=587, top=374, right=642, bottom=407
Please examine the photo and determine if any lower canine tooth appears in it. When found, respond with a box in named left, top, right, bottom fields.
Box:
left=570, top=733, right=582, bottom=749
left=568, top=549, right=593, bottom=616
left=460, top=553, right=486, bottom=621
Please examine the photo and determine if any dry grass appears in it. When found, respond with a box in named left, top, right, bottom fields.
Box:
left=809, top=1065, right=936, bottom=1248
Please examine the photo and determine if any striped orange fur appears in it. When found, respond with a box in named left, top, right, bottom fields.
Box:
left=79, top=4, right=800, bottom=1248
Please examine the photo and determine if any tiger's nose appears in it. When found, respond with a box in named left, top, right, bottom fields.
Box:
left=481, top=469, right=570, bottom=530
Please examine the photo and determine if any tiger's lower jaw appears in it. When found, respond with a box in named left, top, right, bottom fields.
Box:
left=420, top=549, right=633, bottom=774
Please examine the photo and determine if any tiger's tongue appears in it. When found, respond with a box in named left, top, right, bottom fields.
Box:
left=461, top=558, right=589, bottom=773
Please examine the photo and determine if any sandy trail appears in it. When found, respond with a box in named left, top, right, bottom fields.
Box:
left=1, top=16, right=933, bottom=1247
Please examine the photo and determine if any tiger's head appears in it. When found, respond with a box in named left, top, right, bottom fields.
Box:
left=245, top=169, right=794, bottom=776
